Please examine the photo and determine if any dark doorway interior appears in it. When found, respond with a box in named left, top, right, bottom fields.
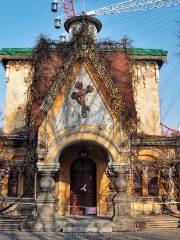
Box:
left=70, top=158, right=96, bottom=215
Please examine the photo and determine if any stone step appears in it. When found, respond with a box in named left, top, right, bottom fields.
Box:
left=64, top=222, right=111, bottom=228
left=147, top=218, right=180, bottom=222
left=145, top=216, right=180, bottom=229
left=60, top=217, right=113, bottom=233
left=146, top=226, right=179, bottom=229
left=0, top=217, right=26, bottom=231
left=147, top=221, right=180, bottom=224
left=0, top=223, right=20, bottom=231
left=147, top=224, right=179, bottom=227
left=63, top=226, right=113, bottom=233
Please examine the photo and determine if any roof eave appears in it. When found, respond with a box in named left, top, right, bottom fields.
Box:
left=128, top=54, right=167, bottom=68
left=0, top=55, right=32, bottom=68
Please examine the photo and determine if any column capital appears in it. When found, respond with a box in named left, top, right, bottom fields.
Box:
left=111, top=162, right=131, bottom=174
left=37, top=162, right=60, bottom=175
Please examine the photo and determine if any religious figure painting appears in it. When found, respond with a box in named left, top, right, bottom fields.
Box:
left=55, top=66, right=114, bottom=131
left=71, top=81, right=94, bottom=118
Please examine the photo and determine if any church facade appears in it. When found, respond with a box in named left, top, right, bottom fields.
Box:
left=0, top=16, right=179, bottom=231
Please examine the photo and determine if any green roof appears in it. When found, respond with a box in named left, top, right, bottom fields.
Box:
left=127, top=48, right=168, bottom=56
left=0, top=48, right=33, bottom=55
left=0, top=47, right=168, bottom=57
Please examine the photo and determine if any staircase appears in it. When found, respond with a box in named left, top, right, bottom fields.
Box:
left=59, top=216, right=113, bottom=233
left=0, top=216, right=27, bottom=231
left=0, top=197, right=36, bottom=231
left=145, top=215, right=180, bottom=229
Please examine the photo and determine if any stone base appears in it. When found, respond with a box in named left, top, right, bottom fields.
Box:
left=27, top=221, right=61, bottom=232
left=25, top=216, right=146, bottom=232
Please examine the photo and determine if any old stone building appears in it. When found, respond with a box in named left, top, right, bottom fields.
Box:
left=0, top=16, right=179, bottom=232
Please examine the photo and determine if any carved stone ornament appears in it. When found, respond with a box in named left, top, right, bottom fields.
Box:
left=71, top=81, right=93, bottom=118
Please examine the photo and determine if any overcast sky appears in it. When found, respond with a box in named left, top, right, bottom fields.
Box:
left=0, top=0, right=180, bottom=129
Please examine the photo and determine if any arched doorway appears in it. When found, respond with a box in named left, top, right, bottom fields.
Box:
left=70, top=158, right=97, bottom=215
left=57, top=142, right=110, bottom=216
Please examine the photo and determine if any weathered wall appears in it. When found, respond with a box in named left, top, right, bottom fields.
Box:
left=129, top=144, right=180, bottom=215
left=99, top=51, right=135, bottom=111
left=4, top=61, right=32, bottom=134
left=130, top=61, right=161, bottom=135
left=31, top=52, right=64, bottom=119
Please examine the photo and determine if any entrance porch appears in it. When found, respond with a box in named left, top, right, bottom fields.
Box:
left=55, top=142, right=112, bottom=217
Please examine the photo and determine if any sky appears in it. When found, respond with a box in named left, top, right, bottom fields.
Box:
left=0, top=0, right=180, bottom=130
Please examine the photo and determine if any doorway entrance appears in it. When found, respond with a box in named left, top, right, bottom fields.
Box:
left=70, top=158, right=96, bottom=215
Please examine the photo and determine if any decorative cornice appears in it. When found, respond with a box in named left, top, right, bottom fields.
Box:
left=0, top=55, right=31, bottom=60
left=0, top=47, right=167, bottom=60
left=128, top=55, right=167, bottom=63
left=131, top=136, right=180, bottom=147
left=0, top=134, right=27, bottom=147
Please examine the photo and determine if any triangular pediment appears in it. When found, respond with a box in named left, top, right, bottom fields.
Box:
left=33, top=47, right=130, bottom=131
left=54, top=66, right=114, bottom=131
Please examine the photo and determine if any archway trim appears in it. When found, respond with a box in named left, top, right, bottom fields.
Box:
left=46, top=130, right=122, bottom=163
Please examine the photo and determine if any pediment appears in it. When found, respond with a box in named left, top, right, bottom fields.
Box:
left=32, top=47, right=131, bottom=132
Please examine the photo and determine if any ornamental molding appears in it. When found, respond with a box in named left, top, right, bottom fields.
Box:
left=128, top=55, right=167, bottom=63
left=6, top=60, right=33, bottom=83
left=49, top=128, right=120, bottom=153
left=129, top=61, right=159, bottom=87
left=131, top=137, right=180, bottom=147
left=0, top=55, right=31, bottom=60
left=8, top=60, right=31, bottom=68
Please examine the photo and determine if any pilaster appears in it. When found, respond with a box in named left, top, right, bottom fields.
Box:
left=105, top=170, right=116, bottom=217
left=30, top=162, right=60, bottom=232
left=112, top=162, right=138, bottom=231
left=142, top=167, right=148, bottom=197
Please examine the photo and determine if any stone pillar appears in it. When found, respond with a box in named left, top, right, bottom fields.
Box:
left=105, top=173, right=116, bottom=217
left=0, top=172, right=9, bottom=197
left=17, top=175, right=24, bottom=197
left=31, top=163, right=60, bottom=232
left=112, top=162, right=137, bottom=231
left=142, top=167, right=148, bottom=197
left=167, top=167, right=178, bottom=213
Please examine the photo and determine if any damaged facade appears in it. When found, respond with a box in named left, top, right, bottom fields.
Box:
left=0, top=16, right=180, bottom=231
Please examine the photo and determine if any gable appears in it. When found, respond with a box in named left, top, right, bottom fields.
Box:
left=30, top=46, right=136, bottom=133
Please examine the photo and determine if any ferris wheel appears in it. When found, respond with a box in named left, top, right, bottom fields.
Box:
left=51, top=0, right=180, bottom=29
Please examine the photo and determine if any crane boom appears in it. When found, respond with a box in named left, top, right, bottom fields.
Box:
left=63, top=0, right=75, bottom=18
left=86, top=0, right=180, bottom=17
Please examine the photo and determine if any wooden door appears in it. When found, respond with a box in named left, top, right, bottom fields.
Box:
left=70, top=158, right=96, bottom=215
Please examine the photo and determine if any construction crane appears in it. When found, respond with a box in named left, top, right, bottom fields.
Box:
left=51, top=0, right=180, bottom=28
left=51, top=0, right=76, bottom=28
left=86, top=0, right=180, bottom=16
left=51, top=0, right=75, bottom=17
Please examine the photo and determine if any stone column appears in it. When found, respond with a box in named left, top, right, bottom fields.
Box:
left=168, top=166, right=178, bottom=213
left=105, top=173, right=116, bottom=217
left=32, top=162, right=60, bottom=232
left=112, top=162, right=136, bottom=231
left=142, top=167, right=148, bottom=197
